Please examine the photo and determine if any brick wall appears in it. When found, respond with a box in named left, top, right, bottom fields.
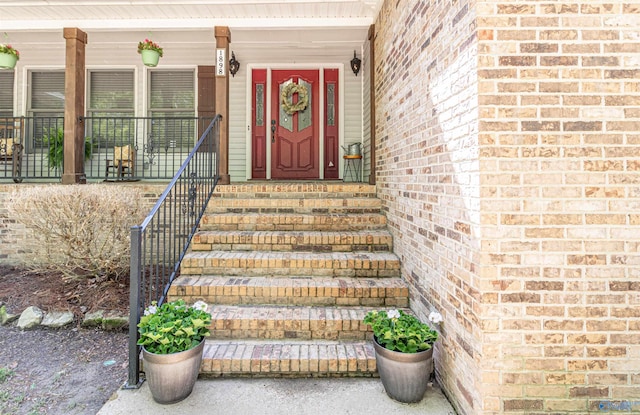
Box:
left=375, top=0, right=640, bottom=414
left=0, top=183, right=166, bottom=264
left=374, top=0, right=481, bottom=413
left=477, top=2, right=640, bottom=414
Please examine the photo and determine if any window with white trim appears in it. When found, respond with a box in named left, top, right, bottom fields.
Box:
left=28, top=71, right=65, bottom=147
left=87, top=70, right=135, bottom=146
left=148, top=70, right=195, bottom=149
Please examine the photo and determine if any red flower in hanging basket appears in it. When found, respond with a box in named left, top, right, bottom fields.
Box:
left=137, top=39, right=163, bottom=57
left=0, top=44, right=20, bottom=60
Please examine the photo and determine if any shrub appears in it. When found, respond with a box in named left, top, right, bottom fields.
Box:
left=8, top=184, right=145, bottom=282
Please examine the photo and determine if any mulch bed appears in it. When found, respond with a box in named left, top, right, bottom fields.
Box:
left=0, top=265, right=129, bottom=320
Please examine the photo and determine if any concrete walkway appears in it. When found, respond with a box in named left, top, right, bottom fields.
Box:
left=98, top=378, right=457, bottom=415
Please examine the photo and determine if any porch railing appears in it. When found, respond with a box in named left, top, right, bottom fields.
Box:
left=0, top=117, right=64, bottom=182
left=0, top=116, right=214, bottom=182
left=125, top=114, right=221, bottom=388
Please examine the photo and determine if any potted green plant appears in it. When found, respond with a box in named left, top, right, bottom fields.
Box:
left=363, top=309, right=441, bottom=403
left=137, top=38, right=163, bottom=67
left=137, top=299, right=211, bottom=404
left=0, top=44, right=19, bottom=70
left=43, top=128, right=93, bottom=170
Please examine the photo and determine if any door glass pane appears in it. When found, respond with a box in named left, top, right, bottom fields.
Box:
left=327, top=84, right=335, bottom=126
left=298, top=80, right=311, bottom=131
left=256, top=84, right=264, bottom=126
left=279, top=80, right=293, bottom=132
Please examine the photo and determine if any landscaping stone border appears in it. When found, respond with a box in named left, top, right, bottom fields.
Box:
left=0, top=304, right=128, bottom=330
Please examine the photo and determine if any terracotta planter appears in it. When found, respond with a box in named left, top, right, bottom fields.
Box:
left=142, top=339, right=204, bottom=404
left=0, top=52, right=17, bottom=70
left=140, top=49, right=160, bottom=67
left=373, top=337, right=434, bottom=403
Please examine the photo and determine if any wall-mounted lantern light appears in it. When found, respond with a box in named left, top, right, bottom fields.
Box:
left=350, top=51, right=361, bottom=76
left=229, top=51, right=240, bottom=77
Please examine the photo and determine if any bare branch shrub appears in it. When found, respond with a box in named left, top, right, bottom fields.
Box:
left=8, top=184, right=145, bottom=282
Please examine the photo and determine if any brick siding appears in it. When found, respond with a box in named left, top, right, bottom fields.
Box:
left=375, top=0, right=639, bottom=414
left=374, top=0, right=482, bottom=412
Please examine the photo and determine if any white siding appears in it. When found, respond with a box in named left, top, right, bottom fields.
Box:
left=229, top=63, right=248, bottom=181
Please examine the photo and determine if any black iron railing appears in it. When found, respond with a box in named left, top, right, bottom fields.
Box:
left=0, top=116, right=64, bottom=182
left=0, top=116, right=214, bottom=182
left=125, top=114, right=221, bottom=388
left=85, top=116, right=214, bottom=181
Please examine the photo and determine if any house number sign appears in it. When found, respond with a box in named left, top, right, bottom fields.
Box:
left=216, top=49, right=226, bottom=76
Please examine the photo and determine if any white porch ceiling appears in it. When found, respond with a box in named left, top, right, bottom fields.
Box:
left=0, top=0, right=384, bottom=31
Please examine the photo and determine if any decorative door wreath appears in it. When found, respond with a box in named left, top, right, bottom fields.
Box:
left=281, top=83, right=309, bottom=115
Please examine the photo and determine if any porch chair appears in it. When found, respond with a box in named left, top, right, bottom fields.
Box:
left=0, top=118, right=24, bottom=164
left=0, top=138, right=15, bottom=161
left=105, top=145, right=136, bottom=181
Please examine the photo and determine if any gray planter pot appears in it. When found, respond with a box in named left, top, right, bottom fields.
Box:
left=373, top=337, right=434, bottom=403
left=142, top=339, right=205, bottom=404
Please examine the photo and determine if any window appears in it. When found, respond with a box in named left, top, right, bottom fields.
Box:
left=148, top=70, right=195, bottom=149
left=0, top=72, right=14, bottom=117
left=87, top=71, right=135, bottom=146
left=88, top=71, right=134, bottom=117
left=29, top=71, right=65, bottom=116
left=28, top=71, right=65, bottom=147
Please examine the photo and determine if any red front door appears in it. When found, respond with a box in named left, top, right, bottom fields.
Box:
left=270, top=70, right=319, bottom=179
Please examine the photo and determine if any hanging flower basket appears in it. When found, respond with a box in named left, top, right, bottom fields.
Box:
left=140, top=49, right=160, bottom=67
left=137, top=39, right=163, bottom=67
left=0, top=44, right=19, bottom=70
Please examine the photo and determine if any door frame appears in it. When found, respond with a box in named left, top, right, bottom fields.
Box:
left=246, top=64, right=345, bottom=180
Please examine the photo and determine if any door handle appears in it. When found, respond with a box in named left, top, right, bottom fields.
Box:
left=271, top=120, right=276, bottom=143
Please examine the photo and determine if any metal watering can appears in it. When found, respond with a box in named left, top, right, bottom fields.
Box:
left=342, top=143, right=362, bottom=156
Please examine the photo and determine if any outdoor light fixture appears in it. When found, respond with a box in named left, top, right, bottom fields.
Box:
left=229, top=51, right=240, bottom=77
left=350, top=51, right=361, bottom=76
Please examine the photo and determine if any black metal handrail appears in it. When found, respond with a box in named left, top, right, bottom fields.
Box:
left=125, top=114, right=221, bottom=388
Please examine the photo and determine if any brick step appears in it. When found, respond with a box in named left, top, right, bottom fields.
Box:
left=213, top=183, right=377, bottom=199
left=200, top=339, right=377, bottom=378
left=191, top=230, right=393, bottom=252
left=206, top=197, right=381, bottom=214
left=206, top=305, right=384, bottom=340
left=200, top=213, right=387, bottom=232
left=168, top=276, right=409, bottom=307
left=181, top=251, right=401, bottom=278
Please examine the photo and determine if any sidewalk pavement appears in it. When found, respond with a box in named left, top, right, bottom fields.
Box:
left=98, top=378, right=457, bottom=415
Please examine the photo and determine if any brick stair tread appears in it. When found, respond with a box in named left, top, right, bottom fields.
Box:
left=206, top=304, right=395, bottom=340
left=208, top=304, right=382, bottom=325
left=209, top=197, right=381, bottom=206
left=192, top=229, right=393, bottom=252
left=200, top=212, right=387, bottom=231
left=169, top=276, right=409, bottom=307
left=181, top=251, right=401, bottom=278
left=213, top=183, right=377, bottom=198
left=200, top=339, right=377, bottom=377
left=185, top=250, right=400, bottom=262
left=206, top=198, right=381, bottom=214
left=173, top=275, right=408, bottom=291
